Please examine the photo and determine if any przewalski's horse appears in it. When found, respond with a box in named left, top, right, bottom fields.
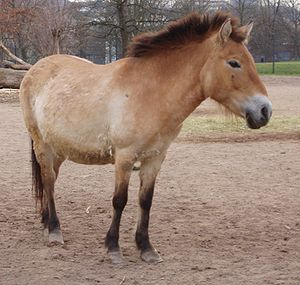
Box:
left=20, top=12, right=272, bottom=264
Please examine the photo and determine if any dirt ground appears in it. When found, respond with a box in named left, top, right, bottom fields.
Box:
left=0, top=76, right=299, bottom=285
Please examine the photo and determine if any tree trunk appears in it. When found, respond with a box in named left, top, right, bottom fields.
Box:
left=0, top=68, right=27, bottom=89
left=51, top=29, right=61, bottom=54
left=117, top=0, right=129, bottom=58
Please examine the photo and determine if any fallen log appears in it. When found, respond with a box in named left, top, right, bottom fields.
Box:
left=0, top=67, right=27, bottom=89
left=0, top=42, right=31, bottom=88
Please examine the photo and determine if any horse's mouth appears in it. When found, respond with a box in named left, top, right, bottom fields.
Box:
left=246, top=111, right=270, bottom=129
left=246, top=112, right=261, bottom=129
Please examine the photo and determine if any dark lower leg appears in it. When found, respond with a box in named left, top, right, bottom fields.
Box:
left=42, top=204, right=60, bottom=233
left=41, top=193, right=60, bottom=232
left=45, top=182, right=63, bottom=243
left=135, top=182, right=155, bottom=252
left=105, top=182, right=128, bottom=252
left=41, top=207, right=49, bottom=228
left=44, top=157, right=63, bottom=232
left=47, top=197, right=60, bottom=232
left=42, top=167, right=61, bottom=234
left=41, top=191, right=49, bottom=228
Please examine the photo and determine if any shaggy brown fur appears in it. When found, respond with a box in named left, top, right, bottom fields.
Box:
left=127, top=12, right=247, bottom=58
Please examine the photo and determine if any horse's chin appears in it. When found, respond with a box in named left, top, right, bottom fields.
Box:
left=246, top=121, right=261, bottom=129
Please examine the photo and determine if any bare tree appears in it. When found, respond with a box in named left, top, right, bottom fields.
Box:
left=227, top=0, right=258, bottom=24
left=1, top=0, right=299, bottom=65
left=84, top=0, right=170, bottom=59
left=171, top=0, right=212, bottom=16
left=282, top=0, right=300, bottom=59
left=249, top=0, right=282, bottom=66
left=28, top=0, right=79, bottom=56
left=265, top=0, right=281, bottom=71
left=0, top=0, right=33, bottom=59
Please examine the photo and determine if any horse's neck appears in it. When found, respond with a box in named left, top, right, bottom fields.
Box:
left=150, top=40, right=212, bottom=127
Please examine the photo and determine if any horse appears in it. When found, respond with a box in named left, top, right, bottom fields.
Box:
left=19, top=12, right=272, bottom=264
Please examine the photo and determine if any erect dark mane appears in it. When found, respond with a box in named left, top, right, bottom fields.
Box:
left=127, top=12, right=246, bottom=58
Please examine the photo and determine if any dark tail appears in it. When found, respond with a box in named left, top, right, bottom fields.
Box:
left=31, top=139, right=43, bottom=212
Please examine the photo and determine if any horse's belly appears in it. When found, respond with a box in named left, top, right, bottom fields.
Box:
left=50, top=135, right=115, bottom=165
left=67, top=147, right=115, bottom=165
left=41, top=123, right=115, bottom=165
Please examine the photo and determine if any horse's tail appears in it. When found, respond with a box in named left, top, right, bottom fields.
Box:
left=31, top=139, right=43, bottom=212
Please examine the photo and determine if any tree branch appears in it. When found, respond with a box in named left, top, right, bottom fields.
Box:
left=0, top=42, right=32, bottom=67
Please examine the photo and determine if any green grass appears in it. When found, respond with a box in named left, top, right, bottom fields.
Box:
left=256, top=61, right=300, bottom=76
left=182, top=116, right=300, bottom=134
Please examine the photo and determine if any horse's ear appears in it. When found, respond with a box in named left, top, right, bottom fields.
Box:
left=219, top=19, right=232, bottom=43
left=240, top=21, right=254, bottom=44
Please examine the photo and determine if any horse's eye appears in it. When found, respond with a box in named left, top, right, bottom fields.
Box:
left=227, top=60, right=241, bottom=68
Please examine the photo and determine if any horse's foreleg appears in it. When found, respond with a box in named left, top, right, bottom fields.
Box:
left=105, top=158, right=133, bottom=264
left=136, top=155, right=165, bottom=264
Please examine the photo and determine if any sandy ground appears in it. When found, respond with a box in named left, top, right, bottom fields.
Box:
left=0, top=76, right=299, bottom=284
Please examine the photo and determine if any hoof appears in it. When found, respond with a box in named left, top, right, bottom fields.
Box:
left=141, top=249, right=163, bottom=264
left=132, top=162, right=141, bottom=171
left=108, top=250, right=124, bottom=264
left=43, top=228, right=49, bottom=237
left=49, top=229, right=64, bottom=244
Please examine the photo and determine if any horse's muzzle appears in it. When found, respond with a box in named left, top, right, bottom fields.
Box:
left=244, top=96, right=272, bottom=129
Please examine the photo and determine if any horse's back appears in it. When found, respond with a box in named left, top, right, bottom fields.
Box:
left=20, top=54, right=96, bottom=110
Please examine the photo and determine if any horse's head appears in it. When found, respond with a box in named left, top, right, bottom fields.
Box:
left=201, top=19, right=272, bottom=129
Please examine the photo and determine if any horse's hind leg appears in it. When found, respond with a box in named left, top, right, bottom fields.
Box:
left=41, top=156, right=64, bottom=238
left=34, top=142, right=64, bottom=244
left=135, top=154, right=165, bottom=264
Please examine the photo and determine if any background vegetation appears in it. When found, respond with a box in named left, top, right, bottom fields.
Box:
left=256, top=61, right=300, bottom=75
left=0, top=0, right=300, bottom=65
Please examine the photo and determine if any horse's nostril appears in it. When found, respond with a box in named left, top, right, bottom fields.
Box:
left=261, top=106, right=268, bottom=119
